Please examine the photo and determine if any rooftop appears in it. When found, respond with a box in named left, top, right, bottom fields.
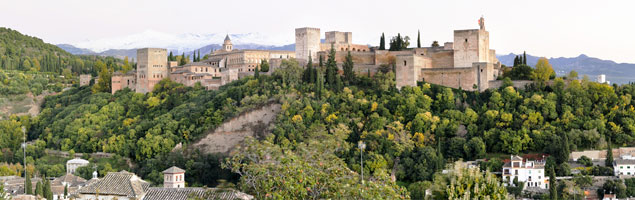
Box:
left=76, top=171, right=149, bottom=198
left=615, top=159, right=635, bottom=165
left=143, top=187, right=253, bottom=200
left=162, top=166, right=185, bottom=174
left=66, top=158, right=90, bottom=164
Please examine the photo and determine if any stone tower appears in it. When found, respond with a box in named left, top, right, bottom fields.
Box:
left=222, top=35, right=233, bottom=52
left=136, top=48, right=168, bottom=93
left=453, top=18, right=490, bottom=68
left=163, top=166, right=185, bottom=188
left=295, top=27, right=320, bottom=63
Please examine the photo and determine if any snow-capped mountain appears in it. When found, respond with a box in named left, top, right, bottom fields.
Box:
left=69, top=30, right=292, bottom=53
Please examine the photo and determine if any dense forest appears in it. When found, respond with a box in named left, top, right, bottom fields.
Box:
left=2, top=28, right=635, bottom=198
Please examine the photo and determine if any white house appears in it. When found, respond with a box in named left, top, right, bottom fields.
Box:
left=66, top=158, right=89, bottom=174
left=502, top=155, right=548, bottom=189
left=162, top=166, right=185, bottom=188
left=613, top=155, right=635, bottom=176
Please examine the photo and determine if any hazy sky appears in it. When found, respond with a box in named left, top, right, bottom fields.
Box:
left=2, top=0, right=634, bottom=63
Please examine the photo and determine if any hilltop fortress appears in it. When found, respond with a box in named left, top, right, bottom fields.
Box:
left=112, top=17, right=501, bottom=94
left=296, top=17, right=501, bottom=91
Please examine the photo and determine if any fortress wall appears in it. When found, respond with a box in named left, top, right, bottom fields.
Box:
left=420, top=67, right=478, bottom=90
left=453, top=30, right=480, bottom=68
left=429, top=51, right=454, bottom=68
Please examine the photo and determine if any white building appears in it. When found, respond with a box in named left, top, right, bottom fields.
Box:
left=66, top=158, right=89, bottom=174
left=502, top=155, right=548, bottom=189
left=597, top=74, right=610, bottom=84
left=613, top=155, right=635, bottom=176
left=162, top=166, right=185, bottom=188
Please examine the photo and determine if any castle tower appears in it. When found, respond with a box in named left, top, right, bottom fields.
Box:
left=222, top=35, right=233, bottom=52
left=162, top=166, right=185, bottom=188
left=295, top=27, right=320, bottom=63
left=136, top=48, right=168, bottom=93
left=452, top=17, right=490, bottom=68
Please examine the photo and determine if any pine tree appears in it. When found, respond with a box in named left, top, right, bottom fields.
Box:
left=606, top=139, right=614, bottom=168
left=379, top=33, right=386, bottom=50
left=549, top=166, right=557, bottom=200
left=325, top=44, right=338, bottom=87
left=25, top=172, right=32, bottom=194
left=417, top=30, right=421, bottom=48
left=342, top=51, right=355, bottom=84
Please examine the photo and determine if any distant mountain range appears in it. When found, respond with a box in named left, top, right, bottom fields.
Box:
left=497, top=53, right=635, bottom=84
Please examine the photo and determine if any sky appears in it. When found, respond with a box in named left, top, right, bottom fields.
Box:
left=1, top=0, right=635, bottom=63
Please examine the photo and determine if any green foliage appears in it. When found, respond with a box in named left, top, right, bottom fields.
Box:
left=606, top=139, right=614, bottom=168
left=576, top=155, right=593, bottom=167
left=91, top=60, right=112, bottom=93
left=379, top=33, right=386, bottom=50
left=598, top=179, right=626, bottom=199
left=431, top=161, right=512, bottom=200
left=259, top=59, right=269, bottom=72
left=417, top=30, right=421, bottom=48
left=342, top=51, right=355, bottom=85
left=389, top=33, right=409, bottom=51
left=407, top=181, right=431, bottom=200
left=25, top=172, right=32, bottom=194
left=531, top=58, right=555, bottom=82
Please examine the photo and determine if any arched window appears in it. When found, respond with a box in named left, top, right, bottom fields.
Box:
left=404, top=60, right=407, bottom=66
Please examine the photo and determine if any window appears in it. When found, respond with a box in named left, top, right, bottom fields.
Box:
left=515, top=170, right=518, bottom=175
left=621, top=166, right=624, bottom=169
left=404, top=60, right=407, bottom=66
left=465, top=38, right=468, bottom=42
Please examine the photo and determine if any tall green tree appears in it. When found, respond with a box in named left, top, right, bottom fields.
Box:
left=254, top=65, right=259, bottom=78
left=260, top=59, right=270, bottom=72
left=549, top=166, right=557, bottom=200
left=531, top=58, right=554, bottom=82
left=325, top=45, right=338, bottom=88
left=417, top=30, right=421, bottom=48
left=303, top=55, right=314, bottom=83
left=25, top=172, right=32, bottom=194
left=606, top=139, right=614, bottom=168
left=523, top=51, right=527, bottom=65
left=315, top=68, right=323, bottom=99
left=91, top=61, right=112, bottom=93
left=342, top=51, right=355, bottom=84
left=379, top=33, right=386, bottom=50
left=35, top=180, right=42, bottom=197
left=44, top=178, right=52, bottom=200
left=168, top=51, right=174, bottom=61
left=179, top=53, right=187, bottom=65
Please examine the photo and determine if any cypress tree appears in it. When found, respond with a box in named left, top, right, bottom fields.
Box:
left=303, top=55, right=314, bottom=83
left=523, top=51, right=527, bottom=65
left=325, top=44, right=338, bottom=87
left=198, top=50, right=201, bottom=61
left=254, top=65, right=259, bottom=78
left=64, top=184, right=68, bottom=199
left=35, top=180, right=42, bottom=197
left=549, top=166, right=557, bottom=200
left=179, top=53, right=186, bottom=65
left=25, top=172, right=32, bottom=194
left=342, top=51, right=355, bottom=84
left=44, top=178, right=52, bottom=200
left=168, top=51, right=174, bottom=61
left=417, top=30, right=421, bottom=48
left=315, top=69, right=323, bottom=100
left=379, top=33, right=386, bottom=50
left=396, top=33, right=403, bottom=50
left=606, top=139, right=614, bottom=168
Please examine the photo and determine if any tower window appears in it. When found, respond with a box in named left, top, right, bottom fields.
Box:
left=404, top=61, right=407, bottom=66
left=465, top=38, right=468, bottom=42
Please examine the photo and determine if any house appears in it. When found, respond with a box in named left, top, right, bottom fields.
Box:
left=613, top=156, right=635, bottom=176
left=66, top=158, right=89, bottom=174
left=51, top=173, right=87, bottom=200
left=75, top=170, right=150, bottom=200
left=502, top=155, right=548, bottom=189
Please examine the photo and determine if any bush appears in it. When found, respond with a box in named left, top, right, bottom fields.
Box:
left=576, top=156, right=593, bottom=167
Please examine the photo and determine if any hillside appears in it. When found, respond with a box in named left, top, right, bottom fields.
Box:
left=0, top=27, right=124, bottom=75
left=497, top=53, right=635, bottom=84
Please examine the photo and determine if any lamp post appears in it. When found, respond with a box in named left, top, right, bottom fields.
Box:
left=358, top=141, right=366, bottom=184
left=21, top=126, right=26, bottom=194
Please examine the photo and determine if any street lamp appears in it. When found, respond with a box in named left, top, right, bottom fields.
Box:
left=358, top=141, right=366, bottom=184
left=21, top=126, right=26, bottom=194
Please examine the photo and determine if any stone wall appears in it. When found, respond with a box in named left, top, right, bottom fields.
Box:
left=570, top=147, right=635, bottom=161
left=79, top=74, right=91, bottom=86
left=136, top=48, right=168, bottom=93
left=420, top=67, right=478, bottom=90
